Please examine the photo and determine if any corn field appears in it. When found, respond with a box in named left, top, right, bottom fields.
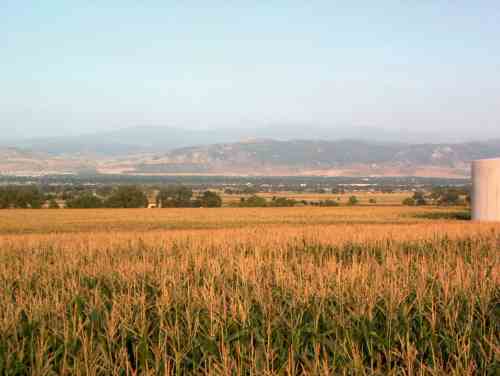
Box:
left=0, top=208, right=498, bottom=374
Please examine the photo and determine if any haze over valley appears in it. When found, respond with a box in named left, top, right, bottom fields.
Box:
left=3, top=3, right=500, bottom=178
left=1, top=125, right=499, bottom=178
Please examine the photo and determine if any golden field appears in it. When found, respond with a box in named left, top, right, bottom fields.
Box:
left=0, top=206, right=498, bottom=374
left=0, top=205, right=460, bottom=234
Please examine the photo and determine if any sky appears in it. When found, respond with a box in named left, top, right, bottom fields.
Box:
left=2, top=1, right=500, bottom=140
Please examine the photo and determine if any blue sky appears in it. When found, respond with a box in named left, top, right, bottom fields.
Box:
left=2, top=1, right=500, bottom=139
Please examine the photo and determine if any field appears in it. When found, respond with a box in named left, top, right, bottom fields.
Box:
left=220, top=191, right=411, bottom=206
left=0, top=206, right=498, bottom=374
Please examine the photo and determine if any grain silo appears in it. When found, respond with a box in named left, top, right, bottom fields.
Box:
left=471, top=158, right=500, bottom=221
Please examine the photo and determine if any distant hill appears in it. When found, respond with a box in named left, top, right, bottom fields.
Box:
left=4, top=125, right=281, bottom=155
left=2, top=137, right=500, bottom=178
left=102, top=139, right=500, bottom=178
left=5, top=124, right=497, bottom=156
left=0, top=147, right=95, bottom=176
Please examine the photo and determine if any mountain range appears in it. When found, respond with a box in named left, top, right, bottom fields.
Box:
left=109, top=139, right=500, bottom=178
left=2, top=127, right=500, bottom=177
left=4, top=124, right=497, bottom=156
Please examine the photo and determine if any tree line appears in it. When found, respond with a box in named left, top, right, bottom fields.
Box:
left=156, top=187, right=222, bottom=208
left=238, top=195, right=360, bottom=207
left=402, top=187, right=470, bottom=206
left=0, top=186, right=223, bottom=209
left=0, top=185, right=470, bottom=209
left=0, top=186, right=46, bottom=209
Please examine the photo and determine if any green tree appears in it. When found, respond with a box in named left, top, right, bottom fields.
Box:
left=438, top=190, right=461, bottom=206
left=239, top=195, right=267, bottom=207
left=429, top=187, right=444, bottom=202
left=105, top=186, right=148, bottom=208
left=0, top=187, right=15, bottom=208
left=96, top=186, right=114, bottom=197
left=157, top=186, right=193, bottom=207
left=48, top=199, right=60, bottom=209
left=197, top=191, right=222, bottom=207
left=413, top=191, right=427, bottom=206
left=318, top=199, right=339, bottom=207
left=0, top=186, right=44, bottom=209
left=270, top=197, right=297, bottom=207
left=402, top=197, right=416, bottom=206
left=348, top=196, right=359, bottom=206
left=430, top=187, right=463, bottom=206
left=66, top=193, right=104, bottom=208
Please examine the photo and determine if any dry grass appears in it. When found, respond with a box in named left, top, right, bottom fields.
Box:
left=0, top=207, right=498, bottom=374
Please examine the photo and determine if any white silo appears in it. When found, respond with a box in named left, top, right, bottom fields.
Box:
left=471, top=158, right=500, bottom=221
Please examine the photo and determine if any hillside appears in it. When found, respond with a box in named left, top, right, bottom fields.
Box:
left=3, top=126, right=262, bottom=155
left=2, top=139, right=499, bottom=177
left=100, top=139, right=500, bottom=178
left=0, top=147, right=95, bottom=176
left=5, top=124, right=498, bottom=156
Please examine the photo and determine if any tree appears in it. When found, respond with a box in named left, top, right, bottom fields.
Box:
left=348, top=196, right=359, bottom=206
left=96, top=186, right=114, bottom=197
left=413, top=191, right=427, bottom=206
left=429, top=187, right=444, bottom=202
left=197, top=191, right=222, bottom=207
left=318, top=199, right=339, bottom=207
left=157, top=186, right=193, bottom=207
left=429, top=187, right=463, bottom=206
left=48, top=199, right=60, bottom=209
left=402, top=197, right=416, bottom=206
left=0, top=187, right=15, bottom=208
left=105, top=186, right=148, bottom=208
left=0, top=186, right=44, bottom=209
left=17, top=187, right=44, bottom=208
left=239, top=195, right=267, bottom=207
left=270, top=197, right=297, bottom=207
left=438, top=190, right=461, bottom=206
left=242, top=186, right=257, bottom=194
left=66, top=193, right=104, bottom=208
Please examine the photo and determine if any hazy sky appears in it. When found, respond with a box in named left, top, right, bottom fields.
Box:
left=2, top=1, right=500, bottom=139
